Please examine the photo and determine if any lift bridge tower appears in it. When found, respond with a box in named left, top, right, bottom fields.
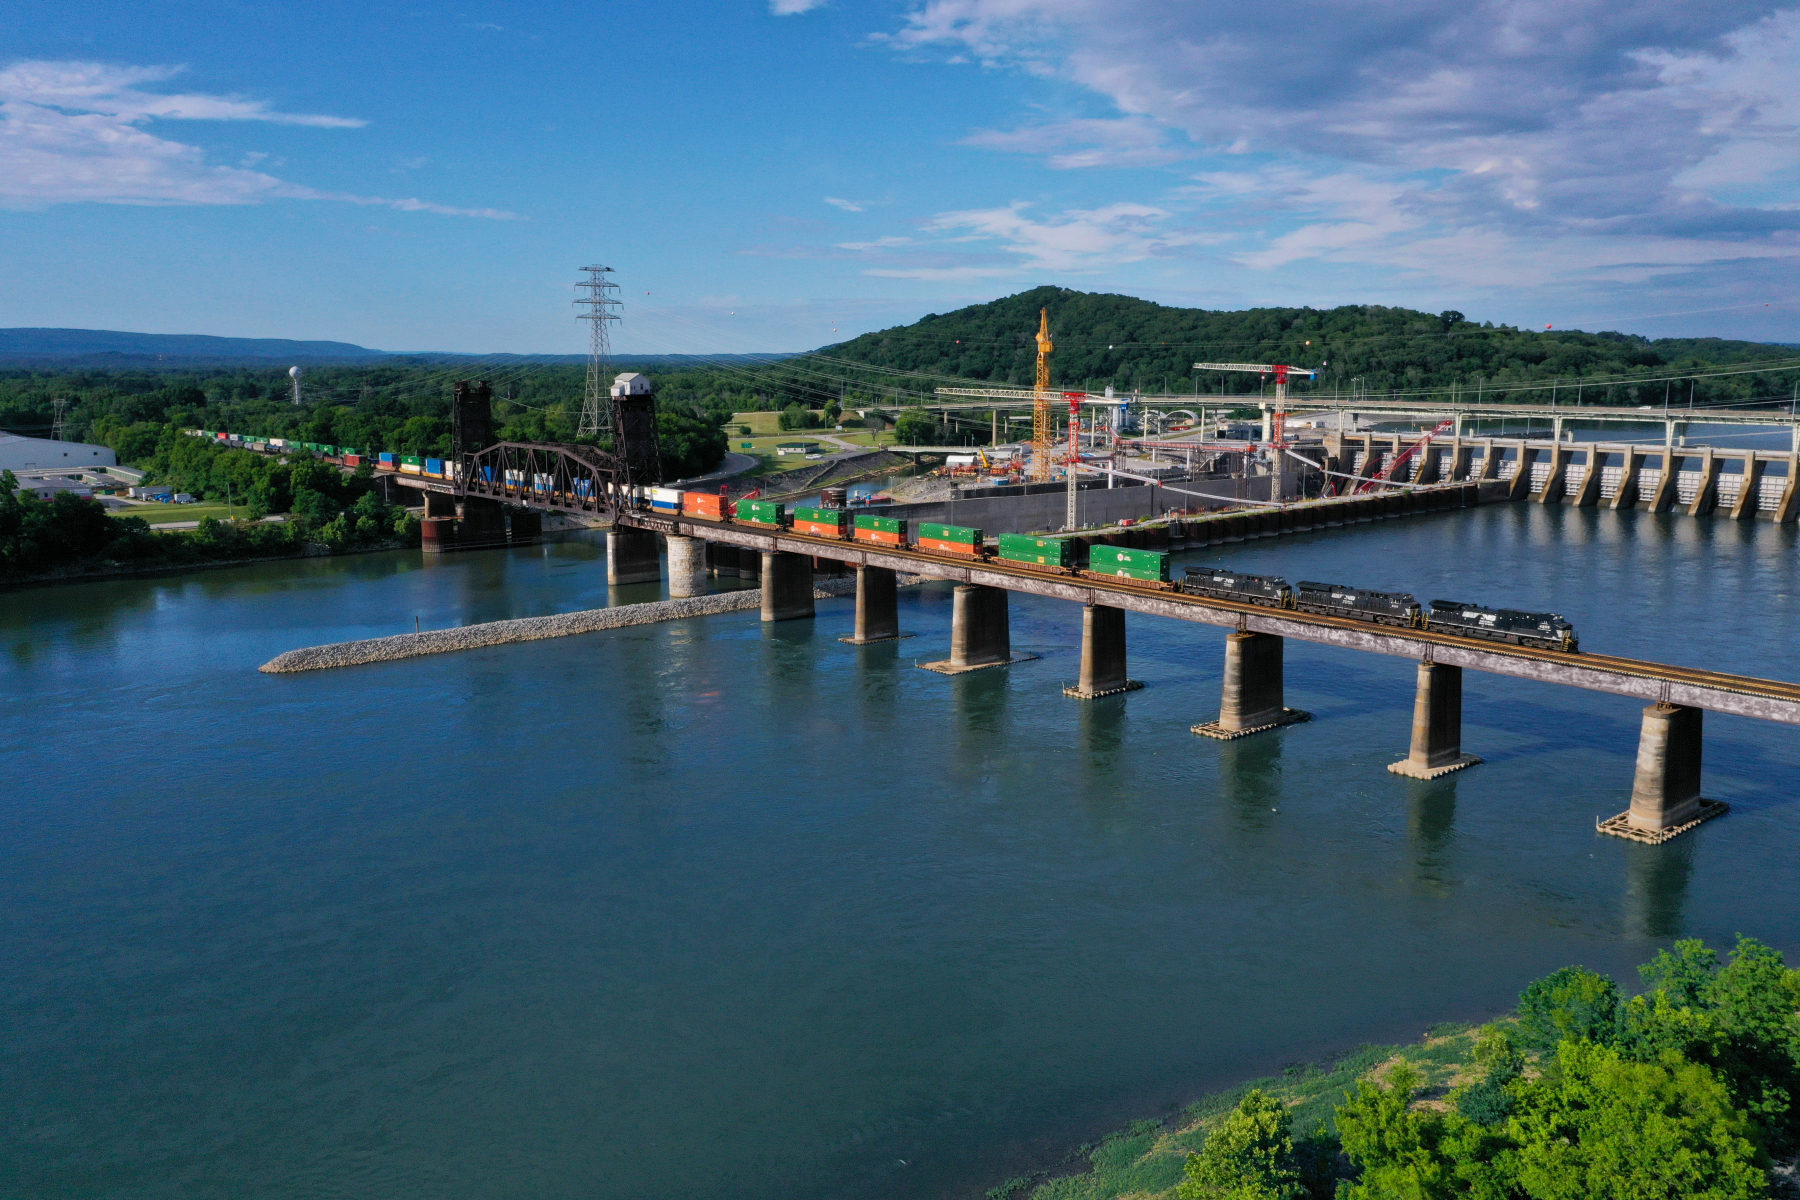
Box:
left=575, top=265, right=622, bottom=439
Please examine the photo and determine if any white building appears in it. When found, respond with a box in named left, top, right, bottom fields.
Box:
left=0, top=434, right=117, bottom=472
left=610, top=372, right=653, bottom=397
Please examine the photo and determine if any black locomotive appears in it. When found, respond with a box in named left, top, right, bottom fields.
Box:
left=1294, top=581, right=1422, bottom=628
left=1179, top=567, right=1293, bottom=608
left=1425, top=600, right=1578, bottom=652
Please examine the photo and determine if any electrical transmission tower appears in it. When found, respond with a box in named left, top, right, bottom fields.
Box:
left=575, top=265, right=622, bottom=440
left=50, top=398, right=68, bottom=440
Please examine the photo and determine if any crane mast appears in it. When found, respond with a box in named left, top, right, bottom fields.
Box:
left=1032, top=308, right=1054, bottom=481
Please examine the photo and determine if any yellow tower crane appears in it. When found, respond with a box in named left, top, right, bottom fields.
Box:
left=1031, top=307, right=1054, bottom=480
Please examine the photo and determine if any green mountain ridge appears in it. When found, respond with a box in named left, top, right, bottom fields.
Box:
left=815, top=287, right=1800, bottom=406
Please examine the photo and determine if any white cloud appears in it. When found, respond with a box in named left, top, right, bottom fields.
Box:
left=873, top=199, right=1206, bottom=277
left=824, top=195, right=864, bottom=211
left=879, top=0, right=1800, bottom=294
left=770, top=0, right=827, bottom=13
left=0, top=59, right=513, bottom=218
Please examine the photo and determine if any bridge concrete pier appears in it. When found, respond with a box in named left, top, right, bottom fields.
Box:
left=666, top=535, right=706, bottom=599
left=422, top=490, right=457, bottom=519
left=922, top=584, right=1032, bottom=674
left=507, top=508, right=542, bottom=542
left=840, top=565, right=910, bottom=644
left=1194, top=632, right=1309, bottom=739
left=1388, top=663, right=1481, bottom=778
left=459, top=496, right=508, bottom=546
left=1065, top=604, right=1141, bottom=698
left=761, top=551, right=815, bottom=621
left=1599, top=703, right=1728, bottom=842
left=738, top=546, right=761, bottom=582
left=707, top=541, right=738, bottom=578
left=607, top=528, right=661, bottom=586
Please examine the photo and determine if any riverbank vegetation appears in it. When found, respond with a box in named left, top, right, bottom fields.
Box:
left=995, top=936, right=1799, bottom=1200
left=0, top=467, right=418, bottom=582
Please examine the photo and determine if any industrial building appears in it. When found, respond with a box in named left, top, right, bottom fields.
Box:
left=0, top=434, right=117, bottom=472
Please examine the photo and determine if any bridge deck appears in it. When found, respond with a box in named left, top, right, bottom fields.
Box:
left=620, top=513, right=1800, bottom=726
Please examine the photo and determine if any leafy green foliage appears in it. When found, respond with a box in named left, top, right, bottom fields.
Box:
left=894, top=410, right=942, bottom=445
left=1508, top=1040, right=1766, bottom=1200
left=1179, top=1090, right=1306, bottom=1200
left=657, top=408, right=729, bottom=480
left=1518, top=966, right=1622, bottom=1051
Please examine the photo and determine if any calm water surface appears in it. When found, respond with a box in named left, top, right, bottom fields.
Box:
left=4, top=506, right=1799, bottom=1199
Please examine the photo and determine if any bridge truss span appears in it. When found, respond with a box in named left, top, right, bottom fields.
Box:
left=458, top=441, right=634, bottom=522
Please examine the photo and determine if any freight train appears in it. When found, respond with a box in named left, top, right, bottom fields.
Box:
left=1177, top=567, right=1577, bottom=651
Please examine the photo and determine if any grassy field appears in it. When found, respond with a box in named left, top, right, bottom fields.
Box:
left=110, top=503, right=251, bottom=526
left=988, top=1023, right=1485, bottom=1200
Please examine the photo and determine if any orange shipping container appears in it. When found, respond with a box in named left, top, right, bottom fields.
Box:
left=918, top=536, right=979, bottom=555
left=794, top=518, right=847, bottom=538
left=853, top=527, right=905, bottom=546
left=683, top=493, right=724, bottom=520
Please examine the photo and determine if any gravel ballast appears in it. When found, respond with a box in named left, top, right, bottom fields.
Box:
left=259, top=575, right=921, bottom=674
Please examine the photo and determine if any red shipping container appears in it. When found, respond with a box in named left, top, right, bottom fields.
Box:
left=683, top=493, right=724, bottom=520
left=343, top=455, right=364, bottom=467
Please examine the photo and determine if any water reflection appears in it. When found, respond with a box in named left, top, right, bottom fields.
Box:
left=1404, top=776, right=1459, bottom=895
left=1216, top=734, right=1285, bottom=833
left=1620, top=839, right=1694, bottom=941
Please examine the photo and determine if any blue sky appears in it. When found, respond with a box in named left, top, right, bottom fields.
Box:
left=3, top=0, right=1798, bottom=352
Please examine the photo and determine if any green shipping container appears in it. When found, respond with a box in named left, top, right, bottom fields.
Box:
left=918, top=522, right=981, bottom=545
left=996, top=533, right=1074, bottom=567
left=401, top=455, right=423, bottom=466
left=736, top=499, right=786, bottom=524
left=792, top=505, right=847, bottom=525
left=854, top=514, right=905, bottom=534
left=1088, top=544, right=1170, bottom=581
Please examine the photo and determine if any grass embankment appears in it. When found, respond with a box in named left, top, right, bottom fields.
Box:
left=990, top=1024, right=1486, bottom=1200
left=112, top=503, right=248, bottom=526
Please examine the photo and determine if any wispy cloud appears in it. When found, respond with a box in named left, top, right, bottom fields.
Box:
left=0, top=60, right=514, bottom=217
left=824, top=195, right=864, bottom=211
left=770, top=0, right=828, bottom=14
left=878, top=0, right=1800, bottom=295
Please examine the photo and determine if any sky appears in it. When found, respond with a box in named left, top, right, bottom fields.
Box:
left=2, top=0, right=1798, bottom=353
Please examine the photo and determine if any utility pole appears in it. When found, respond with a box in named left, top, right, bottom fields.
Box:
left=575, top=265, right=621, bottom=440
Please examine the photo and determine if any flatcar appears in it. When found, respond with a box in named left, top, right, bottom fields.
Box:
left=1426, top=600, right=1578, bottom=652
left=1179, top=566, right=1293, bottom=608
left=1294, top=581, right=1422, bottom=628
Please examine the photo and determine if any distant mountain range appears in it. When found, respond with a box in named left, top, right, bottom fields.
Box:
left=0, top=328, right=790, bottom=367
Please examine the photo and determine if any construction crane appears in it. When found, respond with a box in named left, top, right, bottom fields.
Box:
left=1032, top=307, right=1055, bottom=480
left=1193, top=361, right=1321, bottom=446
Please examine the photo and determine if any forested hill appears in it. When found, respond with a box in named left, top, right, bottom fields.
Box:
left=818, top=287, right=1798, bottom=404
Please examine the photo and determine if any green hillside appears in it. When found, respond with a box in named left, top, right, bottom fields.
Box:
left=815, top=286, right=1800, bottom=407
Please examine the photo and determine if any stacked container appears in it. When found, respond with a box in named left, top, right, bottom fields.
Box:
left=996, top=533, right=1075, bottom=568
left=853, top=513, right=906, bottom=547
left=647, top=487, right=684, bottom=516
left=400, top=456, right=423, bottom=475
left=916, top=522, right=983, bottom=555
left=1087, top=545, right=1170, bottom=583
left=792, top=505, right=849, bottom=538
left=683, top=492, right=725, bottom=521
left=424, top=458, right=445, bottom=478
left=736, top=499, right=785, bottom=527
left=377, top=452, right=398, bottom=470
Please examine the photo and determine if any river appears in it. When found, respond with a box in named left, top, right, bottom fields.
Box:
left=4, top=505, right=1798, bottom=1199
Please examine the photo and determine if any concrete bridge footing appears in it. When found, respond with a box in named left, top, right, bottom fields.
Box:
left=666, top=535, right=706, bottom=599
left=841, top=565, right=908, bottom=644
left=922, top=584, right=1030, bottom=674
left=1065, top=604, right=1141, bottom=698
left=1195, top=631, right=1309, bottom=739
left=607, top=528, right=661, bottom=586
left=761, top=551, right=815, bottom=622
left=1388, top=662, right=1481, bottom=778
left=1598, top=703, right=1728, bottom=842
left=738, top=546, right=761, bottom=582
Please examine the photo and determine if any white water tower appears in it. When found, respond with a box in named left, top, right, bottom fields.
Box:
left=289, top=365, right=304, bottom=405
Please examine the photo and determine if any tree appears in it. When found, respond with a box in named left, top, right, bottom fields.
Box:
left=657, top=409, right=728, bottom=480
left=1507, top=1041, right=1765, bottom=1200
left=777, top=403, right=817, bottom=431
left=1517, top=966, right=1621, bottom=1051
left=1179, top=1090, right=1306, bottom=1200
left=894, top=410, right=939, bottom=445
left=1335, top=1065, right=1460, bottom=1200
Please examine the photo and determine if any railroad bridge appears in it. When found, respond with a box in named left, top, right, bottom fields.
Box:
left=383, top=379, right=1798, bottom=846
